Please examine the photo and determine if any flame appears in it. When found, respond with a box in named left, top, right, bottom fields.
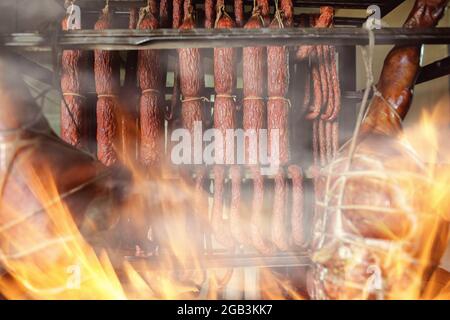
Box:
left=1, top=97, right=450, bottom=300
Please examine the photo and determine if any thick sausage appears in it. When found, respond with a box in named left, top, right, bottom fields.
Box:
left=267, top=13, right=290, bottom=165
left=138, top=7, right=165, bottom=167
left=159, top=0, right=171, bottom=28
left=121, top=8, right=139, bottom=164
left=205, top=0, right=216, bottom=28
left=243, top=9, right=266, bottom=165
left=289, top=165, right=305, bottom=247
left=257, top=0, right=270, bottom=25
left=234, top=0, right=244, bottom=27
left=60, top=15, right=89, bottom=151
left=229, top=166, right=251, bottom=246
left=272, top=169, right=289, bottom=251
left=173, top=0, right=183, bottom=29
left=281, top=0, right=294, bottom=27
left=94, top=8, right=121, bottom=166
left=250, top=167, right=274, bottom=255
left=212, top=6, right=236, bottom=248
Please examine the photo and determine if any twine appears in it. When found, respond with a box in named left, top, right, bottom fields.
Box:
left=268, top=96, right=291, bottom=107
left=181, top=96, right=210, bottom=103
left=215, top=94, right=236, bottom=100
left=243, top=96, right=264, bottom=101
left=372, top=88, right=402, bottom=122
left=102, top=0, right=109, bottom=15
left=274, top=0, right=285, bottom=29
left=142, top=88, right=161, bottom=95
left=97, top=94, right=118, bottom=99
left=137, top=1, right=156, bottom=29
left=62, top=92, right=86, bottom=99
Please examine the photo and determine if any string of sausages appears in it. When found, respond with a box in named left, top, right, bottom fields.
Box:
left=297, top=7, right=341, bottom=188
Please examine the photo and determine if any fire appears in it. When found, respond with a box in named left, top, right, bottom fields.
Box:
left=1, top=98, right=450, bottom=300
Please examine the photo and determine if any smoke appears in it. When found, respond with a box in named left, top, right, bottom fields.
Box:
left=0, top=0, right=64, bottom=32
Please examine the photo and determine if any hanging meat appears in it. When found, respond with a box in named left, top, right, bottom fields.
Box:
left=94, top=7, right=121, bottom=166
left=60, top=13, right=89, bottom=151
left=243, top=7, right=273, bottom=254
left=0, top=54, right=127, bottom=275
left=299, top=8, right=340, bottom=171
left=120, top=8, right=139, bottom=165
left=138, top=5, right=165, bottom=167
left=281, top=0, right=294, bottom=27
left=310, top=0, right=450, bottom=300
left=212, top=5, right=237, bottom=248
left=257, top=0, right=271, bottom=25
left=177, top=2, right=210, bottom=244
left=267, top=9, right=290, bottom=251
left=234, top=0, right=244, bottom=27
left=205, top=0, right=216, bottom=28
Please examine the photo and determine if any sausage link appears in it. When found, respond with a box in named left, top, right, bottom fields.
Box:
left=159, top=0, right=171, bottom=28
left=60, top=16, right=89, bottom=150
left=234, top=0, right=244, bottom=27
left=289, top=165, right=305, bottom=247
left=321, top=45, right=335, bottom=120
left=305, top=61, right=322, bottom=120
left=332, top=120, right=339, bottom=157
left=243, top=12, right=266, bottom=165
left=212, top=7, right=237, bottom=248
left=120, top=8, right=139, bottom=164
left=229, top=166, right=251, bottom=246
left=94, top=10, right=121, bottom=166
left=212, top=165, right=234, bottom=248
left=251, top=166, right=275, bottom=255
left=138, top=10, right=164, bottom=166
left=302, top=61, right=311, bottom=114
left=281, top=0, right=294, bottom=27
left=318, top=119, right=327, bottom=167
left=257, top=0, right=270, bottom=25
left=316, top=45, right=328, bottom=113
left=267, top=14, right=290, bottom=165
left=272, top=168, right=290, bottom=251
left=205, top=0, right=216, bottom=28
left=173, top=0, right=183, bottom=28
left=328, top=46, right=341, bottom=121
left=325, top=120, right=333, bottom=163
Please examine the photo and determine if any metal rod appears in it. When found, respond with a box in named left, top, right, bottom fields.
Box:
left=3, top=28, right=450, bottom=51
left=72, top=0, right=401, bottom=10
left=126, top=253, right=311, bottom=270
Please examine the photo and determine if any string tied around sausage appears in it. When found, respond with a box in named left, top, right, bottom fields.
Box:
left=273, top=0, right=285, bottom=28
left=250, top=2, right=265, bottom=27
left=97, top=94, right=118, bottom=99
left=268, top=96, right=291, bottom=108
left=371, top=88, right=402, bottom=122
left=181, top=96, right=210, bottom=103
left=214, top=4, right=232, bottom=28
left=102, top=0, right=109, bottom=14
left=243, top=96, right=264, bottom=101
left=141, top=88, right=161, bottom=96
left=62, top=92, right=86, bottom=100
left=136, top=0, right=157, bottom=29
left=215, top=94, right=236, bottom=101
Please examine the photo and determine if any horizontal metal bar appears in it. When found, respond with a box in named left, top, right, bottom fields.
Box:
left=417, top=56, right=450, bottom=84
left=73, top=0, right=392, bottom=10
left=126, top=252, right=311, bottom=270
left=3, top=28, right=450, bottom=51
